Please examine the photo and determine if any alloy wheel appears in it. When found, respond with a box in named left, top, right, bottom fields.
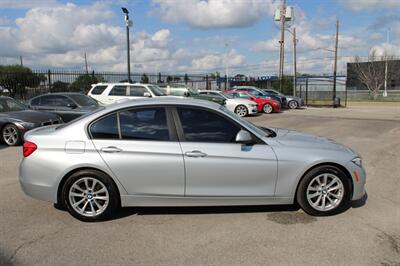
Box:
left=68, top=177, right=110, bottom=217
left=306, top=173, right=344, bottom=211
left=235, top=105, right=248, bottom=117
left=3, top=125, right=19, bottom=146
left=289, top=101, right=298, bottom=109
left=263, top=104, right=273, bottom=114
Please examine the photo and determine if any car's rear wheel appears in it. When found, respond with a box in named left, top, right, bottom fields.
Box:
left=235, top=105, right=248, bottom=117
left=263, top=103, right=273, bottom=114
left=61, top=170, right=119, bottom=222
left=2, top=124, right=22, bottom=146
left=296, top=165, right=351, bottom=216
left=288, top=100, right=298, bottom=109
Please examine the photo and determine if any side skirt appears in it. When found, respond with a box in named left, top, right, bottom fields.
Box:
left=120, top=195, right=293, bottom=207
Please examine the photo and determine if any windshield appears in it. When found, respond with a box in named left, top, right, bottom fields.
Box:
left=148, top=85, right=165, bottom=96
left=68, top=94, right=98, bottom=107
left=219, top=105, right=275, bottom=137
left=0, top=98, right=27, bottom=112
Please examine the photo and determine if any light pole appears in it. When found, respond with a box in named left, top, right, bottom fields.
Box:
left=122, top=7, right=132, bottom=82
left=383, top=28, right=390, bottom=97
left=285, top=27, right=298, bottom=97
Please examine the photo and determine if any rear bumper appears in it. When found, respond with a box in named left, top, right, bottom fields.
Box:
left=20, top=178, right=57, bottom=203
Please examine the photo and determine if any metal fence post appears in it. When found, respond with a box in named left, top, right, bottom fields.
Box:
left=47, top=70, right=52, bottom=92
left=305, top=78, right=308, bottom=106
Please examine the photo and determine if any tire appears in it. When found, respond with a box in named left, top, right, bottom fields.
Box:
left=2, top=124, right=22, bottom=146
left=263, top=103, right=273, bottom=114
left=61, top=170, right=120, bottom=222
left=288, top=100, right=298, bottom=109
left=296, top=165, right=352, bottom=216
left=235, top=105, right=248, bottom=117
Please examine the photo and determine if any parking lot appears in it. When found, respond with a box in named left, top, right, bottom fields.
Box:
left=0, top=103, right=399, bottom=265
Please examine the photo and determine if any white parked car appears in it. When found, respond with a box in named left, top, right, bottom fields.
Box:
left=88, top=83, right=165, bottom=105
left=198, top=90, right=258, bottom=117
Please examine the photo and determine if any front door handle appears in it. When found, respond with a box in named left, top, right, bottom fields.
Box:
left=100, top=146, right=122, bottom=153
left=184, top=150, right=207, bottom=158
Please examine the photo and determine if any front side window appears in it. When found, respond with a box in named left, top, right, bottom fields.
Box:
left=119, top=107, right=169, bottom=141
left=90, top=113, right=119, bottom=139
left=129, top=86, right=148, bottom=97
left=177, top=107, right=240, bottom=143
left=109, top=86, right=128, bottom=96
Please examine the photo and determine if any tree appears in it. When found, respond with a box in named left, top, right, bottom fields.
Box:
left=173, top=76, right=181, bottom=82
left=70, top=73, right=105, bottom=92
left=351, top=49, right=393, bottom=99
left=0, top=65, right=46, bottom=98
left=141, top=73, right=149, bottom=84
left=271, top=76, right=293, bottom=95
left=52, top=81, right=69, bottom=92
left=166, top=75, right=173, bottom=83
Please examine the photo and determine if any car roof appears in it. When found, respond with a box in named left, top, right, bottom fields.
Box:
left=92, top=82, right=150, bottom=86
left=105, top=97, right=221, bottom=112
left=0, top=96, right=14, bottom=100
left=198, top=90, right=222, bottom=93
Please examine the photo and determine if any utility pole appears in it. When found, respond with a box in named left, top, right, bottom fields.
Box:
left=20, top=56, right=23, bottom=66
left=292, top=27, right=297, bottom=97
left=225, top=42, right=229, bottom=87
left=383, top=28, right=390, bottom=97
left=278, top=0, right=286, bottom=92
left=122, top=7, right=132, bottom=83
left=332, top=19, right=339, bottom=106
left=84, top=52, right=88, bottom=74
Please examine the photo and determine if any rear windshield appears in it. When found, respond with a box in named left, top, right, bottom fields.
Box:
left=90, top=85, right=108, bottom=95
left=148, top=85, right=165, bottom=96
left=56, top=107, right=105, bottom=130
left=69, top=94, right=98, bottom=107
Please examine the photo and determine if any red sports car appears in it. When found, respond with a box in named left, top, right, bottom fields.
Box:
left=225, top=90, right=281, bottom=113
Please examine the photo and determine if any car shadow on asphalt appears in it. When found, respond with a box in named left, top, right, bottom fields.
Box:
left=0, top=144, right=8, bottom=150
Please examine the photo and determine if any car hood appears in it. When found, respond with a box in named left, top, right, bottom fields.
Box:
left=270, top=127, right=355, bottom=154
left=228, top=98, right=256, bottom=105
left=1, top=110, right=59, bottom=123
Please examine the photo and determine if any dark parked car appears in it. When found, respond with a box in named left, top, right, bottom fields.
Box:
left=0, top=96, right=62, bottom=146
left=28, top=93, right=100, bottom=123
left=261, top=88, right=304, bottom=109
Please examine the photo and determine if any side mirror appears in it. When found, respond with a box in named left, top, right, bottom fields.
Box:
left=235, top=130, right=253, bottom=144
left=143, top=92, right=152, bottom=97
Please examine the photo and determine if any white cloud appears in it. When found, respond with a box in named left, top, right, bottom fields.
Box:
left=151, top=0, right=275, bottom=29
left=0, top=0, right=59, bottom=9
left=339, top=0, right=400, bottom=11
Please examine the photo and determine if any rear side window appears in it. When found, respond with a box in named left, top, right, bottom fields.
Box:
left=177, top=107, right=240, bottom=143
left=90, top=114, right=119, bottom=139
left=90, top=85, right=108, bottom=95
left=109, top=86, right=128, bottom=96
left=129, top=86, right=148, bottom=97
left=119, top=107, right=169, bottom=141
left=52, top=96, right=74, bottom=107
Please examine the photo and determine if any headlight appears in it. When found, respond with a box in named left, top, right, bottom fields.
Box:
left=351, top=157, right=362, bottom=167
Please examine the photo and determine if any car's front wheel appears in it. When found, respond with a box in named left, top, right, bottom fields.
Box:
left=61, top=170, right=120, bottom=222
left=235, top=105, right=248, bottom=117
left=296, top=165, right=351, bottom=216
left=288, top=100, right=298, bottom=109
left=263, top=103, right=273, bottom=114
left=2, top=124, right=22, bottom=146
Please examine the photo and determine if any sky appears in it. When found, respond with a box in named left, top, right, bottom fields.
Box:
left=0, top=0, right=399, bottom=76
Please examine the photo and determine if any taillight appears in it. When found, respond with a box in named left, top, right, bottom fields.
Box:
left=23, top=141, right=37, bottom=157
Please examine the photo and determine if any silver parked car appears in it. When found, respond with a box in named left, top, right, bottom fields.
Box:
left=20, top=98, right=366, bottom=222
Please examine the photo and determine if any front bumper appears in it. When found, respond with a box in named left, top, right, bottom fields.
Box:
left=248, top=105, right=258, bottom=115
left=345, top=161, right=367, bottom=201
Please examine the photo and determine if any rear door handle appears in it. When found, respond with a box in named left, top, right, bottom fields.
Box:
left=184, top=150, right=207, bottom=158
left=100, top=146, right=122, bottom=153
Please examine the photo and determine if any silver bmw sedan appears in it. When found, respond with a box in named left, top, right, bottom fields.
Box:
left=19, top=98, right=366, bottom=222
